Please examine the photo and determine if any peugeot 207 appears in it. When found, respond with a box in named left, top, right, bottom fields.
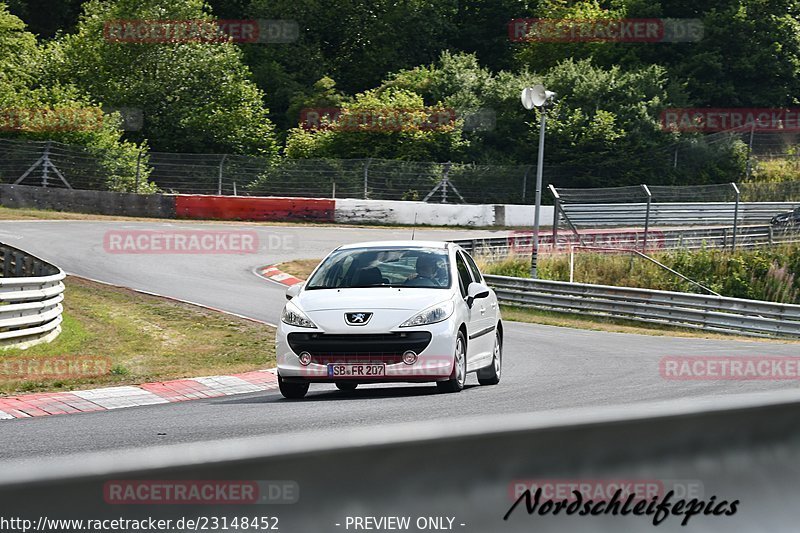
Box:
left=275, top=241, right=503, bottom=399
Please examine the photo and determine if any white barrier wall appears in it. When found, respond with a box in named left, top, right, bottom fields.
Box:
left=334, top=198, right=496, bottom=226
left=495, top=204, right=554, bottom=227
left=334, top=198, right=551, bottom=227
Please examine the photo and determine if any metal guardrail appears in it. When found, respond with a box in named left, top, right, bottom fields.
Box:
left=455, top=224, right=800, bottom=257
left=560, top=201, right=799, bottom=227
left=0, top=243, right=65, bottom=348
left=484, top=275, right=800, bottom=338
left=1, top=389, right=799, bottom=531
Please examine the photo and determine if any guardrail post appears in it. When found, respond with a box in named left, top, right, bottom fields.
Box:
left=521, top=165, right=531, bottom=202
left=745, top=123, right=755, bottom=179
left=134, top=150, right=142, bottom=193
left=731, top=182, right=740, bottom=250
left=641, top=184, right=652, bottom=252
left=363, top=158, right=371, bottom=199
left=41, top=141, right=51, bottom=188
left=218, top=154, right=227, bottom=195
left=769, top=225, right=774, bottom=246
left=13, top=251, right=23, bottom=277
left=549, top=184, right=560, bottom=250
left=569, top=244, right=575, bottom=282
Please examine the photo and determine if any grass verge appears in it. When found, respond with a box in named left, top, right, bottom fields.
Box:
left=0, top=277, right=275, bottom=395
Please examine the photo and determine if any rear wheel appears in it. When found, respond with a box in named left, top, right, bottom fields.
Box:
left=278, top=374, right=309, bottom=399
left=437, top=331, right=467, bottom=393
left=477, top=329, right=502, bottom=386
left=335, top=382, right=358, bottom=391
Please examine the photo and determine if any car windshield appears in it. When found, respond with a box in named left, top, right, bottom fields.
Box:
left=306, top=247, right=451, bottom=289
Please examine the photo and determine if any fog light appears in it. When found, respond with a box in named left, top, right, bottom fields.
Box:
left=402, top=350, right=418, bottom=365
left=298, top=351, right=312, bottom=366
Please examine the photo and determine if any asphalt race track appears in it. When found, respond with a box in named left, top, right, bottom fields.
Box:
left=0, top=220, right=798, bottom=463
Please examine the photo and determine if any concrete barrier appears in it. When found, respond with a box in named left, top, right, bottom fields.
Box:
left=494, top=204, right=554, bottom=227
left=334, top=198, right=496, bottom=226
left=174, top=194, right=335, bottom=222
left=0, top=184, right=175, bottom=218
left=0, top=185, right=523, bottom=227
left=0, top=389, right=798, bottom=531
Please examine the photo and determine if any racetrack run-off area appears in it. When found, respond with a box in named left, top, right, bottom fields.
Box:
left=0, top=219, right=797, bottom=462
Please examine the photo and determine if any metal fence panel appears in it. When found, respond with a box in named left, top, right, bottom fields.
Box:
left=485, top=274, right=800, bottom=338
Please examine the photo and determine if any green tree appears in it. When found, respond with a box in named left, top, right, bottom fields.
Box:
left=374, top=52, right=744, bottom=185
left=0, top=2, right=149, bottom=192
left=6, top=0, right=84, bottom=38
left=242, top=0, right=459, bottom=131
left=670, top=0, right=800, bottom=106
left=42, top=0, right=278, bottom=157
left=284, top=87, right=466, bottom=160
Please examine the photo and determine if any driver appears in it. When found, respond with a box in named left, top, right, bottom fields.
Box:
left=405, top=254, right=439, bottom=286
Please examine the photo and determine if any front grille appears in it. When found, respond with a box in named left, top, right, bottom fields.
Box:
left=287, top=332, right=432, bottom=365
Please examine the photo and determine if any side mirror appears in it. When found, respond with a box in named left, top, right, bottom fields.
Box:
left=466, top=282, right=490, bottom=308
left=286, top=283, right=304, bottom=300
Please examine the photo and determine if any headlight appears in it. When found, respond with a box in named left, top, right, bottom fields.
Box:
left=400, top=300, right=455, bottom=327
left=281, top=301, right=317, bottom=328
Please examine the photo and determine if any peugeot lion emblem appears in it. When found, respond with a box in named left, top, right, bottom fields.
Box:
left=345, top=312, right=373, bottom=325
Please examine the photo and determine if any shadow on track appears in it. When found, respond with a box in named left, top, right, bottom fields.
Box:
left=215, top=384, right=478, bottom=404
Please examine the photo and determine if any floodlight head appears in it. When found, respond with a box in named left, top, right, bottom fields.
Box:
left=521, top=85, right=556, bottom=109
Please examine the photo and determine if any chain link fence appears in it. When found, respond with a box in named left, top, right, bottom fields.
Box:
left=1, top=132, right=800, bottom=205
left=0, top=138, right=542, bottom=203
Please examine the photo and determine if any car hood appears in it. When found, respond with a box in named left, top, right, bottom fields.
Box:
left=295, top=287, right=454, bottom=312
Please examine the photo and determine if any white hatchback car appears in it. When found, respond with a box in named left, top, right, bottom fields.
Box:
left=275, top=241, right=503, bottom=399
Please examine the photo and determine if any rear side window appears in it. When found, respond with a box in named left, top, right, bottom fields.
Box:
left=462, top=251, right=483, bottom=283
left=455, top=252, right=473, bottom=298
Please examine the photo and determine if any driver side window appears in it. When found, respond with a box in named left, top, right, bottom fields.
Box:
left=455, top=252, right=473, bottom=298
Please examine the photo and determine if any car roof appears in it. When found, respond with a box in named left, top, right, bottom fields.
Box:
left=337, top=240, right=450, bottom=250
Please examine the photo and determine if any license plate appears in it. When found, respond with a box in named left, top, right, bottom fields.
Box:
left=327, top=364, right=386, bottom=378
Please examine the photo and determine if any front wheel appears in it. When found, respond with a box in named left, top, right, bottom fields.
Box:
left=477, top=329, right=502, bottom=386
left=437, top=331, right=467, bottom=393
left=278, top=374, right=309, bottom=399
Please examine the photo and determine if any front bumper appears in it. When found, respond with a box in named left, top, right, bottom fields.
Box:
left=276, top=319, right=457, bottom=382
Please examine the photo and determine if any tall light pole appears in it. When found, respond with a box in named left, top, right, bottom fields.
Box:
left=521, top=85, right=555, bottom=278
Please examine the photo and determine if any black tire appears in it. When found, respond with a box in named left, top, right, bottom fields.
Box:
left=437, top=331, right=467, bottom=393
left=335, top=382, right=358, bottom=391
left=278, top=374, right=309, bottom=399
left=477, top=329, right=502, bottom=386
